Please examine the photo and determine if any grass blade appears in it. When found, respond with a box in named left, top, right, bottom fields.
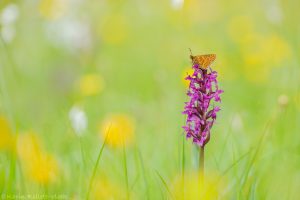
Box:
left=137, top=149, right=150, bottom=200
left=123, top=140, right=130, bottom=200
left=221, top=148, right=252, bottom=177
left=85, top=126, right=110, bottom=200
left=239, top=120, right=272, bottom=195
left=155, top=170, right=174, bottom=200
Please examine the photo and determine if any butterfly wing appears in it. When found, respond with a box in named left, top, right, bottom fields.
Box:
left=193, top=54, right=216, bottom=69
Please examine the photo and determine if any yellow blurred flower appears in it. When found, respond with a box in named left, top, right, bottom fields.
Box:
left=243, top=56, right=271, bottom=82
left=228, top=16, right=255, bottom=44
left=182, top=67, right=194, bottom=87
left=228, top=16, right=291, bottom=82
left=228, top=16, right=292, bottom=82
left=91, top=178, right=127, bottom=199
left=0, top=116, right=15, bottom=152
left=100, top=15, right=129, bottom=44
left=172, top=171, right=227, bottom=200
left=39, top=0, right=68, bottom=20
left=182, top=0, right=220, bottom=23
left=79, top=74, right=104, bottom=96
left=214, top=55, right=236, bottom=81
left=259, top=34, right=291, bottom=65
left=17, top=133, right=59, bottom=185
left=294, top=94, right=300, bottom=111
left=99, top=114, right=135, bottom=147
left=243, top=34, right=291, bottom=82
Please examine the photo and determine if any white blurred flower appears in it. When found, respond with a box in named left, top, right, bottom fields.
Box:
left=69, top=106, right=87, bottom=136
left=278, top=94, right=289, bottom=107
left=1, top=26, right=15, bottom=43
left=231, top=113, right=243, bottom=132
left=0, top=4, right=19, bottom=25
left=171, top=0, right=184, bottom=10
left=45, top=18, right=91, bottom=51
left=0, top=4, right=19, bottom=43
left=266, top=2, right=282, bottom=24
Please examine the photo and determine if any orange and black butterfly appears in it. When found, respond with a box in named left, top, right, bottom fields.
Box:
left=189, top=49, right=216, bottom=69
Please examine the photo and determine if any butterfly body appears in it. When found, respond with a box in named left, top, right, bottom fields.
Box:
left=190, top=54, right=216, bottom=69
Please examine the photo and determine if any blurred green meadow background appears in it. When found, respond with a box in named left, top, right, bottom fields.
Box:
left=0, top=0, right=300, bottom=199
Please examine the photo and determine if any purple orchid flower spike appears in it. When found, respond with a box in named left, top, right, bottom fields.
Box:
left=182, top=64, right=223, bottom=147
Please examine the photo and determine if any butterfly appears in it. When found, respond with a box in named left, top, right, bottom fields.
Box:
left=189, top=49, right=216, bottom=69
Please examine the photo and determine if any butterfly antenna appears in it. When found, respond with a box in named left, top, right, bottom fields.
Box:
left=189, top=48, right=193, bottom=56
